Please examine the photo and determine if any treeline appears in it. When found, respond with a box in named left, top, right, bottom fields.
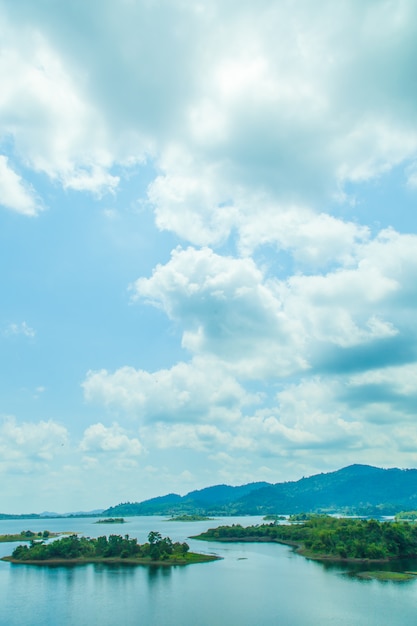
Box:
left=0, top=530, right=52, bottom=543
left=196, top=517, right=417, bottom=560
left=395, top=511, right=417, bottom=521
left=12, top=532, right=190, bottom=562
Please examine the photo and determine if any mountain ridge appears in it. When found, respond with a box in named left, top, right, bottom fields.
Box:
left=103, top=464, right=417, bottom=517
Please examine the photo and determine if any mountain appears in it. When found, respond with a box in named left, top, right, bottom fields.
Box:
left=103, top=465, right=417, bottom=517
left=103, top=482, right=270, bottom=516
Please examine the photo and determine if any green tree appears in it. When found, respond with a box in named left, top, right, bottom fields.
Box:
left=148, top=531, right=162, bottom=545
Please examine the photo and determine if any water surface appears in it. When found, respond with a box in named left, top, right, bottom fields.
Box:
left=1, top=516, right=417, bottom=626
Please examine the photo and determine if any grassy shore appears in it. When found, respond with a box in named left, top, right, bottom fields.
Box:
left=0, top=531, right=71, bottom=543
left=1, top=552, right=220, bottom=566
left=354, top=571, right=417, bottom=582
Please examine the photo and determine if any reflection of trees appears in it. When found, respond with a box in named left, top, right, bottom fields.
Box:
left=147, top=565, right=173, bottom=583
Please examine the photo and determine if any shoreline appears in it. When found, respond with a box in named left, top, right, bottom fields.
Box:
left=1, top=552, right=221, bottom=567
left=192, top=534, right=417, bottom=565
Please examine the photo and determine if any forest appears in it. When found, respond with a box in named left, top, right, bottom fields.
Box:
left=194, top=516, right=417, bottom=560
left=8, top=531, right=196, bottom=563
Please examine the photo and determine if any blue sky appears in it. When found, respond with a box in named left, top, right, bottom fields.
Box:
left=1, top=0, right=417, bottom=513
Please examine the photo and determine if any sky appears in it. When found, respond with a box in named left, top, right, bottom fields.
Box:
left=1, top=0, right=417, bottom=514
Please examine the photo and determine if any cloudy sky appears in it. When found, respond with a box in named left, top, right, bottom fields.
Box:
left=1, top=0, right=417, bottom=513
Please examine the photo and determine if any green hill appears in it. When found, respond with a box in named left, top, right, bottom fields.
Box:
left=103, top=465, right=417, bottom=517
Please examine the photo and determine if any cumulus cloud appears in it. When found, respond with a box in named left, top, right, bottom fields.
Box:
left=2, top=0, right=417, bottom=497
left=84, top=224, right=417, bottom=451
left=83, top=357, right=258, bottom=422
left=131, top=246, right=307, bottom=377
left=144, top=0, right=417, bottom=246
left=80, top=422, right=144, bottom=457
left=0, top=156, right=41, bottom=216
left=1, top=0, right=417, bottom=234
left=0, top=13, right=130, bottom=195
left=0, top=416, right=68, bottom=472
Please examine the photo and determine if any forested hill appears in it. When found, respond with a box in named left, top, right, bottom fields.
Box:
left=103, top=464, right=417, bottom=517
left=103, top=482, right=270, bottom=516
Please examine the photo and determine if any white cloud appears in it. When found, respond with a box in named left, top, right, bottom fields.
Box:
left=0, top=156, right=41, bottom=216
left=80, top=422, right=144, bottom=457
left=143, top=1, right=417, bottom=247
left=0, top=15, right=142, bottom=196
left=145, top=423, right=232, bottom=452
left=131, top=246, right=307, bottom=377
left=348, top=362, right=417, bottom=401
left=1, top=1, right=417, bottom=235
left=0, top=416, right=68, bottom=471
left=2, top=0, right=417, bottom=506
left=4, top=321, right=36, bottom=338
left=82, top=227, right=417, bottom=436
left=237, top=199, right=370, bottom=268
left=83, top=357, right=257, bottom=422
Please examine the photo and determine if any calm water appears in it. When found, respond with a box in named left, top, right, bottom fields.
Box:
left=1, top=516, right=417, bottom=626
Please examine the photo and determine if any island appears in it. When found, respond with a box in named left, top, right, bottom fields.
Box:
left=0, top=530, right=60, bottom=542
left=2, top=531, right=220, bottom=566
left=95, top=518, right=126, bottom=524
left=192, top=516, right=417, bottom=580
left=395, top=511, right=417, bottom=522
left=168, top=514, right=213, bottom=522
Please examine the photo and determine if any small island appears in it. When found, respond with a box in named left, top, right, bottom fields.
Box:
left=395, top=511, right=417, bottom=522
left=95, top=518, right=126, bottom=524
left=2, top=531, right=220, bottom=566
left=168, top=514, right=213, bottom=522
left=192, top=516, right=417, bottom=580
left=0, top=530, right=58, bottom=542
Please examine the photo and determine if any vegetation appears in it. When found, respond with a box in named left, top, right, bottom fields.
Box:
left=95, top=518, right=126, bottom=524
left=3, top=531, right=219, bottom=566
left=193, top=516, right=417, bottom=561
left=263, top=515, right=286, bottom=521
left=395, top=511, right=417, bottom=522
left=0, top=530, right=55, bottom=542
left=288, top=513, right=325, bottom=522
left=355, top=570, right=417, bottom=581
left=102, top=465, right=417, bottom=517
left=168, top=515, right=213, bottom=522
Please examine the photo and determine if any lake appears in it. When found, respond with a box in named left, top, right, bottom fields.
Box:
left=1, top=516, right=417, bottom=625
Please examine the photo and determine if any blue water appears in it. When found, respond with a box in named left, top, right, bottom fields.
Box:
left=1, top=516, right=417, bottom=625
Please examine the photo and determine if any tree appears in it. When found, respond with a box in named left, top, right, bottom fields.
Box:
left=148, top=531, right=162, bottom=545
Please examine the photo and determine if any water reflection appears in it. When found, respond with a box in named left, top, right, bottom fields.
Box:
left=147, top=564, right=173, bottom=583
left=2, top=517, right=417, bottom=625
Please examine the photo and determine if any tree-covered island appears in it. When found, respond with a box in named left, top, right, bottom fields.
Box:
left=95, top=518, right=126, bottom=524
left=192, top=516, right=417, bottom=563
left=168, top=514, right=213, bottom=522
left=2, top=531, right=220, bottom=566
left=0, top=530, right=58, bottom=542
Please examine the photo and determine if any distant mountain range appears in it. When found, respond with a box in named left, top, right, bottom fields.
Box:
left=102, top=464, right=417, bottom=517
left=3, top=465, right=417, bottom=519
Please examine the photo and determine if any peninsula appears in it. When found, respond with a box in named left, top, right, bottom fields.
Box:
left=192, top=516, right=417, bottom=579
